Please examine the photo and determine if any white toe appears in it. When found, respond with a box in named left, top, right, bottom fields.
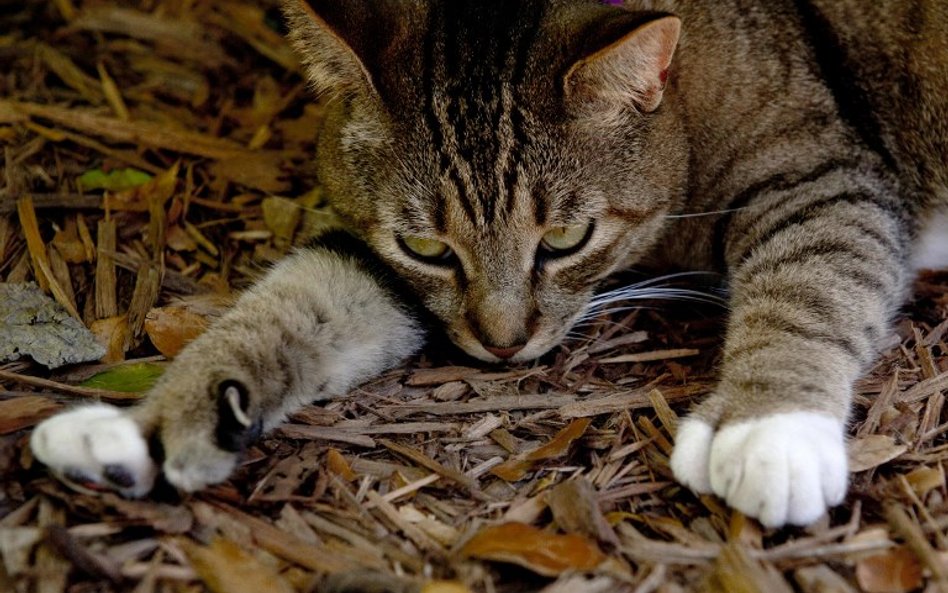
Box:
left=670, top=418, right=714, bottom=493
left=708, top=412, right=846, bottom=528
left=30, top=405, right=157, bottom=497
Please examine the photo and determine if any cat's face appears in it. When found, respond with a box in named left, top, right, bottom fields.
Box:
left=286, top=0, right=686, bottom=361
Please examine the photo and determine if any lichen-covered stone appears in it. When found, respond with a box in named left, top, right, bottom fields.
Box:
left=0, top=283, right=105, bottom=369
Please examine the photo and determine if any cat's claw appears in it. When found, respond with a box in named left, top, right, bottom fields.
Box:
left=671, top=412, right=847, bottom=527
left=30, top=405, right=157, bottom=498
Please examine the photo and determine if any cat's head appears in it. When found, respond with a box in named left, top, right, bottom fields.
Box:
left=284, top=0, right=687, bottom=361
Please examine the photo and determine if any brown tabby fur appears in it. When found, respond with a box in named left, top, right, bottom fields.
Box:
left=284, top=0, right=947, bottom=424
left=31, top=0, right=948, bottom=524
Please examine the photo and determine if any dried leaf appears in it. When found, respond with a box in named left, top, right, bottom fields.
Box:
left=491, top=419, right=592, bottom=481
left=37, top=44, right=101, bottom=103
left=144, top=306, right=208, bottom=358
left=79, top=362, right=165, bottom=393
left=0, top=527, right=42, bottom=577
left=105, top=496, right=192, bottom=534
left=17, top=197, right=80, bottom=319
left=848, top=435, right=908, bottom=473
left=208, top=153, right=289, bottom=193
left=51, top=220, right=89, bottom=264
left=459, top=522, right=608, bottom=577
left=90, top=315, right=130, bottom=364
left=262, top=196, right=300, bottom=248
left=855, top=547, right=923, bottom=593
left=904, top=466, right=944, bottom=499
left=0, top=396, right=61, bottom=435
left=547, top=478, right=619, bottom=548
left=181, top=537, right=296, bottom=593
left=705, top=543, right=794, bottom=593
left=249, top=443, right=322, bottom=503
left=794, top=565, right=859, bottom=593
left=326, top=449, right=356, bottom=481
left=421, top=582, right=472, bottom=593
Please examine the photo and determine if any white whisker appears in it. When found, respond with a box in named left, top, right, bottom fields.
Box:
left=579, top=271, right=728, bottom=324
left=664, top=207, right=748, bottom=219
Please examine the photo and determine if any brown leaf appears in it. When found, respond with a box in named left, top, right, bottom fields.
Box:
left=249, top=443, right=322, bottom=503
left=407, top=366, right=482, bottom=386
left=855, top=547, right=923, bottom=593
left=492, top=419, right=592, bottom=481
left=166, top=225, right=198, bottom=252
left=144, top=306, right=209, bottom=358
left=904, top=465, right=944, bottom=499
left=547, top=478, right=619, bottom=549
left=795, top=565, right=858, bottom=593
left=459, top=522, right=608, bottom=577
left=326, top=449, right=356, bottom=481
left=421, top=582, right=473, bottom=593
left=0, top=396, right=61, bottom=435
left=262, top=196, right=300, bottom=248
left=705, top=543, right=794, bottom=593
left=208, top=153, right=290, bottom=193
left=181, top=537, right=296, bottom=593
left=848, top=435, right=908, bottom=473
left=0, top=527, right=42, bottom=576
left=51, top=219, right=90, bottom=264
left=104, top=495, right=193, bottom=534
left=90, top=315, right=131, bottom=363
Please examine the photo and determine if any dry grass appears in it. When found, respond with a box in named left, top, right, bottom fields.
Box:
left=1, top=1, right=947, bottom=592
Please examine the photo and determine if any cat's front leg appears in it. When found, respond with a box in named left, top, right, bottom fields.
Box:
left=31, top=235, right=425, bottom=496
left=671, top=171, right=912, bottom=527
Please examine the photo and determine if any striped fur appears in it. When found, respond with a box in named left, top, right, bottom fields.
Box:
left=286, top=0, right=947, bottom=525
left=32, top=0, right=947, bottom=525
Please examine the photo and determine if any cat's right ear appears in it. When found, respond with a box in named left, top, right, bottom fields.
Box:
left=565, top=14, right=681, bottom=114
left=281, top=0, right=378, bottom=101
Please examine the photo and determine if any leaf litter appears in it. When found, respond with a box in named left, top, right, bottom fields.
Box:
left=0, top=1, right=947, bottom=592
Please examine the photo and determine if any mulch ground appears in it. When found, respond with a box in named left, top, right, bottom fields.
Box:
left=1, top=1, right=947, bottom=592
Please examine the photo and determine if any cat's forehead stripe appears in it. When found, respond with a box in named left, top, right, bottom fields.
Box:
left=420, top=2, right=547, bottom=228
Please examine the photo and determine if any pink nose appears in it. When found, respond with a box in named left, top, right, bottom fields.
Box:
left=484, top=344, right=525, bottom=359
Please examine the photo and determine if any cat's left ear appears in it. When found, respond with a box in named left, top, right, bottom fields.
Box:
left=565, top=15, right=681, bottom=113
left=282, top=0, right=398, bottom=102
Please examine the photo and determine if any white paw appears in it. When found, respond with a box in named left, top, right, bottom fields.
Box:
left=670, top=418, right=714, bottom=493
left=707, top=412, right=847, bottom=527
left=30, top=405, right=157, bottom=498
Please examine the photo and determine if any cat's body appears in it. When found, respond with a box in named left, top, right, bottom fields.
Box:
left=32, top=0, right=947, bottom=527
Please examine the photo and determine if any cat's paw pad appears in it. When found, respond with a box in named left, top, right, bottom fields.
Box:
left=708, top=412, right=847, bottom=527
left=670, top=418, right=714, bottom=493
left=30, top=405, right=157, bottom=498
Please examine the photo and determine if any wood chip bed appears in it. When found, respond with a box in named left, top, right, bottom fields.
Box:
left=1, top=1, right=946, bottom=591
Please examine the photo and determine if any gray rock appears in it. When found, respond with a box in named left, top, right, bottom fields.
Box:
left=0, top=283, right=105, bottom=369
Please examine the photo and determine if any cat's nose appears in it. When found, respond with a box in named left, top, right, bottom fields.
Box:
left=484, top=344, right=525, bottom=359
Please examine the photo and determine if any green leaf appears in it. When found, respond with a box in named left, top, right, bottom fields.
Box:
left=80, top=362, right=166, bottom=393
left=77, top=168, right=153, bottom=192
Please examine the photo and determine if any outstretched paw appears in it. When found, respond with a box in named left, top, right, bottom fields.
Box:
left=671, top=412, right=847, bottom=527
left=30, top=405, right=157, bottom=498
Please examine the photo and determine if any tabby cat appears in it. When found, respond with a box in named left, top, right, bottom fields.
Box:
left=32, top=0, right=948, bottom=527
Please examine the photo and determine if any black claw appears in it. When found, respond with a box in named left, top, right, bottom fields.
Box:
left=103, top=464, right=136, bottom=489
left=63, top=468, right=95, bottom=485
left=215, top=380, right=260, bottom=452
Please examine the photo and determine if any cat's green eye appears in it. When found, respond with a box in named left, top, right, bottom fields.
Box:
left=540, top=223, right=594, bottom=256
left=399, top=235, right=453, bottom=263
